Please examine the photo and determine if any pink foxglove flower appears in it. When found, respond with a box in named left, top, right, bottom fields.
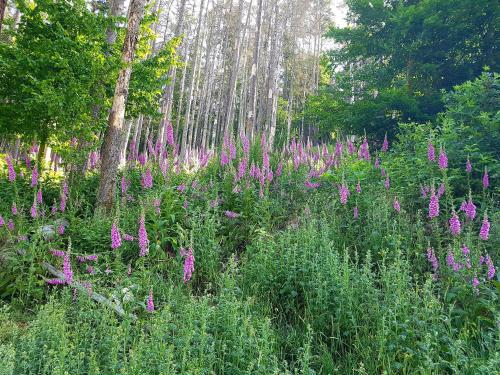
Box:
left=356, top=180, right=361, bottom=193
left=479, top=213, right=490, bottom=240
left=60, top=181, right=68, bottom=212
left=166, top=122, right=175, bottom=146
left=182, top=247, right=195, bottom=284
left=6, top=156, right=16, bottom=182
left=138, top=213, right=149, bottom=256
left=30, top=200, right=38, bottom=219
left=427, top=247, right=439, bottom=273
left=36, top=189, right=43, bottom=204
left=123, top=234, right=135, bottom=241
left=111, top=223, right=122, bottom=250
left=437, top=183, right=445, bottom=198
left=220, top=150, right=229, bottom=166
left=147, top=289, right=155, bottom=312
left=465, top=199, right=476, bottom=221
left=384, top=175, right=390, bottom=190
left=31, top=166, right=38, bottom=187
left=225, top=210, right=240, bottom=218
left=485, top=255, right=495, bottom=280
left=438, top=148, right=448, bottom=169
left=462, top=244, right=470, bottom=256
left=7, top=219, right=14, bottom=231
left=427, top=143, right=435, bottom=162
left=63, top=254, right=73, bottom=284
left=428, top=189, right=439, bottom=218
left=339, top=184, right=349, bottom=205
left=0, top=215, right=4, bottom=226
left=393, top=197, right=401, bottom=213
left=11, top=202, right=17, bottom=216
left=381, top=133, right=389, bottom=152
left=465, top=158, right=472, bottom=173
left=449, top=211, right=461, bottom=236
left=58, top=225, right=65, bottom=235
left=353, top=206, right=359, bottom=219
left=482, top=167, right=489, bottom=189
left=141, top=169, right=153, bottom=189
left=374, top=157, right=380, bottom=169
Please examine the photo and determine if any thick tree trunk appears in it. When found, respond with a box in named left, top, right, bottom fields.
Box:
left=97, top=0, right=147, bottom=211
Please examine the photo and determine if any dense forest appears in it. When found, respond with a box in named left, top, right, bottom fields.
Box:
left=0, top=0, right=499, bottom=373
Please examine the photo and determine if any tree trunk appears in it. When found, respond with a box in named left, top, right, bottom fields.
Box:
left=246, top=0, right=263, bottom=139
left=98, top=0, right=147, bottom=211
left=0, top=0, right=7, bottom=34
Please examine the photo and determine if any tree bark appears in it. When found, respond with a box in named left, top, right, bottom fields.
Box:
left=98, top=0, right=147, bottom=211
left=0, top=0, right=7, bottom=34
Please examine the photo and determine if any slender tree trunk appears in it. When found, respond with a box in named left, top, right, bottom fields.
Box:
left=0, top=0, right=7, bottom=34
left=98, top=0, right=147, bottom=211
left=246, top=0, right=263, bottom=139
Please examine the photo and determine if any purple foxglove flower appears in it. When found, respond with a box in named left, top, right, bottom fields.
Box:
left=229, top=141, right=237, bottom=160
left=11, top=202, right=17, bottom=216
left=147, top=289, right=155, bottom=312
left=427, top=143, right=435, bottom=162
left=462, top=244, right=470, bottom=256
left=472, top=276, right=479, bottom=291
left=153, top=199, right=161, bottom=214
left=86, top=254, right=98, bottom=262
left=220, top=150, right=229, bottom=166
left=51, top=250, right=65, bottom=257
left=479, top=214, right=490, bottom=240
left=111, top=223, right=122, bottom=250
left=182, top=248, right=195, bottom=284
left=305, top=180, right=320, bottom=189
left=138, top=213, right=149, bottom=256
left=0, top=215, right=4, bottom=226
left=339, top=184, right=349, bottom=205
left=421, top=185, right=429, bottom=199
left=427, top=247, right=439, bottom=273
left=482, top=167, right=489, bottom=189
left=374, top=157, right=380, bottom=169
left=86, top=265, right=95, bottom=274
left=437, top=183, right=445, bottom=198
left=237, top=157, right=248, bottom=180
left=58, top=225, right=65, bottom=235
left=353, top=206, right=359, bottom=219
left=381, top=133, right=389, bottom=152
left=384, top=175, right=390, bottom=190
left=30, top=201, right=37, bottom=219
left=123, top=234, right=135, bottom=241
left=37, top=189, right=43, bottom=204
left=465, top=158, right=472, bottom=173
left=393, top=197, right=401, bottom=213
left=137, top=153, right=147, bottom=166
left=177, top=184, right=186, bottom=193
left=276, top=161, right=283, bottom=177
left=356, top=180, right=361, bottom=193
left=241, top=133, right=250, bottom=155
left=46, top=279, right=65, bottom=285
left=347, top=141, right=355, bottom=154
left=485, top=255, right=495, bottom=280
left=60, top=181, right=68, bottom=212
left=31, top=166, right=38, bottom=187
left=7, top=219, right=14, bottom=231
left=428, top=189, right=439, bottom=218
left=465, top=199, right=476, bottom=221
left=141, top=169, right=153, bottom=189
left=63, top=254, right=73, bottom=284
left=225, top=210, right=240, bottom=218
left=166, top=122, right=175, bottom=146
left=438, top=148, right=448, bottom=170
left=6, top=156, right=16, bottom=182
left=449, top=211, right=461, bottom=236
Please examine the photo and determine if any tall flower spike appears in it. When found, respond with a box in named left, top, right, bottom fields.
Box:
left=138, top=213, right=149, bottom=256
left=438, top=148, right=448, bottom=170
left=63, top=253, right=73, bottom=284
left=428, top=188, right=439, bottom=218
left=353, top=206, right=359, bottom=219
left=0, top=215, right=4, bottom=226
left=111, top=223, right=122, bottom=250
left=449, top=210, right=461, bottom=236
left=384, top=175, right=390, bottom=190
left=141, top=169, right=153, bottom=189
left=11, top=202, right=17, bottom=216
left=183, top=248, right=195, bottom=283
left=6, top=156, right=16, bottom=182
left=465, top=158, right=472, bottom=173
left=427, top=143, right=435, bottom=162
left=482, top=167, right=489, bottom=189
left=465, top=196, right=476, bottom=221
left=31, top=166, right=38, bottom=187
left=393, top=197, right=401, bottom=213
left=339, top=184, right=349, bottom=205
left=146, top=289, right=155, bottom=312
left=479, top=213, right=490, bottom=240
left=381, top=133, right=389, bottom=152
